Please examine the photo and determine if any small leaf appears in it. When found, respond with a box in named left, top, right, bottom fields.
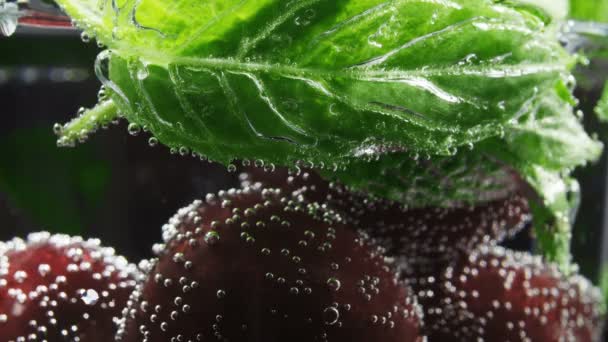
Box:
left=326, top=86, right=602, bottom=269
left=321, top=149, right=515, bottom=209
left=467, top=86, right=603, bottom=267
left=503, top=85, right=602, bottom=171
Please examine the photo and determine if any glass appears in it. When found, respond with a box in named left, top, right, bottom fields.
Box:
left=1, top=3, right=607, bottom=341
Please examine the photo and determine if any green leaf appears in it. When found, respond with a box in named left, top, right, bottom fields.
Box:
left=570, top=0, right=608, bottom=23
left=501, top=83, right=602, bottom=171
left=479, top=87, right=603, bottom=267
left=325, top=86, right=602, bottom=268
left=52, top=0, right=602, bottom=268
left=55, top=0, right=575, bottom=167
left=320, top=149, right=515, bottom=209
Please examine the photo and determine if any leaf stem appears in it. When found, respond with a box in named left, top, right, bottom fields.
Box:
left=56, top=100, right=119, bottom=147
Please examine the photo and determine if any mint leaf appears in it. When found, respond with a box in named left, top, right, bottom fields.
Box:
left=475, top=83, right=604, bottom=267
left=53, top=0, right=601, bottom=267
left=501, top=84, right=602, bottom=172
left=55, top=0, right=574, bottom=167
left=326, top=86, right=602, bottom=268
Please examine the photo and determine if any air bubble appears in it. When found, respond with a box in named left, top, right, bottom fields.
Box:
left=53, top=123, right=64, bottom=136
left=148, top=137, right=159, bottom=147
left=13, top=270, right=27, bottom=283
left=97, top=87, right=107, bottom=101
left=497, top=101, right=506, bottom=111
left=137, top=66, right=149, bottom=80
left=204, top=231, right=220, bottom=245
left=81, top=289, right=99, bottom=306
left=128, top=123, right=141, bottom=136
left=323, top=307, right=340, bottom=325
left=216, top=289, right=226, bottom=299
left=80, top=32, right=91, bottom=43
left=38, top=264, right=51, bottom=276
left=327, top=278, right=341, bottom=291
left=294, top=9, right=316, bottom=26
left=179, top=146, right=189, bottom=156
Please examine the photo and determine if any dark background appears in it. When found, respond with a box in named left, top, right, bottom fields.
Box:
left=0, top=28, right=607, bottom=286
left=0, top=29, right=240, bottom=260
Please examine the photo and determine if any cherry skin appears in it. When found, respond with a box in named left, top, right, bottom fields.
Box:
left=434, top=246, right=603, bottom=341
left=239, top=165, right=531, bottom=337
left=117, top=186, right=425, bottom=342
left=0, top=232, right=139, bottom=342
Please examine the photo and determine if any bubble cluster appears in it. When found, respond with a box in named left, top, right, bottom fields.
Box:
left=0, top=232, right=139, bottom=342
left=433, top=246, right=603, bottom=341
left=116, top=186, right=424, bottom=342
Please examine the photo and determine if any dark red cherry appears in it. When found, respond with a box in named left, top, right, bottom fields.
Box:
left=239, top=165, right=530, bottom=261
left=435, top=246, right=603, bottom=341
left=239, top=166, right=533, bottom=339
left=0, top=232, right=139, bottom=342
left=117, top=187, right=424, bottom=342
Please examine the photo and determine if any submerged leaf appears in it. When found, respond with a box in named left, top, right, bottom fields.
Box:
left=321, top=150, right=516, bottom=209
left=326, top=86, right=602, bottom=267
left=56, top=0, right=573, bottom=166
left=501, top=85, right=602, bottom=171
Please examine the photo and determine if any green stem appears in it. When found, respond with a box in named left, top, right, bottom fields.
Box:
left=57, top=100, right=119, bottom=147
left=530, top=201, right=574, bottom=275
